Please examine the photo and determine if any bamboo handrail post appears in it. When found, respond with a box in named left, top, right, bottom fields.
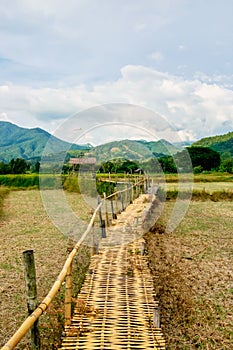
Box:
left=101, top=219, right=106, bottom=238
left=140, top=241, right=146, bottom=256
left=110, top=192, right=117, bottom=220
left=125, top=183, right=128, bottom=206
left=1, top=202, right=103, bottom=350
left=153, top=306, right=161, bottom=328
left=91, top=224, right=95, bottom=256
left=114, top=185, right=119, bottom=214
left=65, top=263, right=72, bottom=327
left=23, top=250, right=41, bottom=350
left=129, top=182, right=132, bottom=204
left=103, top=192, right=109, bottom=227
left=120, top=192, right=124, bottom=212
left=97, top=195, right=103, bottom=225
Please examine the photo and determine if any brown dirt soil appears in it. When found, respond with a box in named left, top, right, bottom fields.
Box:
left=0, top=190, right=90, bottom=349
left=145, top=201, right=233, bottom=350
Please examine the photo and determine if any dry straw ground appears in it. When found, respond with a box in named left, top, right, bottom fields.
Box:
left=0, top=186, right=232, bottom=349
left=0, top=190, right=91, bottom=349
left=145, top=200, right=233, bottom=349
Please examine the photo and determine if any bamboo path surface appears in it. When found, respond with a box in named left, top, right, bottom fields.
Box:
left=60, top=194, right=165, bottom=350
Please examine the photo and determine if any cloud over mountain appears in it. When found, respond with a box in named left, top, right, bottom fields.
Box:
left=1, top=65, right=232, bottom=143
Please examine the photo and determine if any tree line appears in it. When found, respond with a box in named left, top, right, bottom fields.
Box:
left=99, top=147, right=232, bottom=174
left=144, top=146, right=232, bottom=173
left=0, top=158, right=40, bottom=174
left=0, top=146, right=232, bottom=175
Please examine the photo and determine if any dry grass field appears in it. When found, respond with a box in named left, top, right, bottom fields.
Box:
left=145, top=200, right=233, bottom=349
left=164, top=181, right=233, bottom=194
left=0, top=183, right=232, bottom=349
left=0, top=190, right=91, bottom=349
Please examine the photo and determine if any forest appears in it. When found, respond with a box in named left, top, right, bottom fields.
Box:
left=0, top=145, right=232, bottom=175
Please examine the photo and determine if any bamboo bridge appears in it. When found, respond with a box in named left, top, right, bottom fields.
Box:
left=1, top=177, right=165, bottom=350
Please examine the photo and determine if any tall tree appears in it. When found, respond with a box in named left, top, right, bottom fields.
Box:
left=177, top=147, right=221, bottom=171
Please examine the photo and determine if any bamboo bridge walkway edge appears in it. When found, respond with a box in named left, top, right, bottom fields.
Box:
left=60, top=194, right=166, bottom=350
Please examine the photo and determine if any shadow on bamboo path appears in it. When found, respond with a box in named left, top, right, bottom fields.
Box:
left=60, top=194, right=165, bottom=350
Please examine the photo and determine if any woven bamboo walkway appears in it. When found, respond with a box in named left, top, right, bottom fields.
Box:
left=60, top=195, right=165, bottom=350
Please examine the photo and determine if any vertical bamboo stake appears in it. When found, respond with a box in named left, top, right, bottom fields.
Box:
left=125, top=184, right=128, bottom=206
left=98, top=195, right=106, bottom=238
left=101, top=220, right=106, bottom=238
left=153, top=306, right=161, bottom=328
left=103, top=192, right=109, bottom=226
left=121, top=193, right=124, bottom=212
left=97, top=195, right=102, bottom=221
left=141, top=241, right=146, bottom=256
left=90, top=224, right=95, bottom=255
left=129, top=182, right=132, bottom=204
left=110, top=194, right=117, bottom=220
left=114, top=186, right=119, bottom=214
left=23, top=250, right=41, bottom=350
left=65, top=263, right=72, bottom=327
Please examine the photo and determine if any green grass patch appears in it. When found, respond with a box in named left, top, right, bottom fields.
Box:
left=165, top=189, right=233, bottom=201
left=0, top=174, right=39, bottom=188
left=162, top=173, right=233, bottom=183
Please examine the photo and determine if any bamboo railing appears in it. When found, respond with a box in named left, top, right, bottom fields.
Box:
left=1, top=176, right=150, bottom=350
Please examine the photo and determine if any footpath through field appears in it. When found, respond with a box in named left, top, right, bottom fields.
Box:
left=60, top=194, right=165, bottom=350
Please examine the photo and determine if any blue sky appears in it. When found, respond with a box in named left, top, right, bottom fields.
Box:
left=0, top=0, right=233, bottom=144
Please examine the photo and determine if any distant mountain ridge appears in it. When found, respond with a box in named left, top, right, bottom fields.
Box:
left=191, top=131, right=233, bottom=156
left=0, top=121, right=232, bottom=163
left=90, top=139, right=179, bottom=163
left=0, top=121, right=89, bottom=162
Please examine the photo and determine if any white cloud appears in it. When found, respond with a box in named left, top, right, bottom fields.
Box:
left=0, top=65, right=232, bottom=143
left=3, top=0, right=232, bottom=87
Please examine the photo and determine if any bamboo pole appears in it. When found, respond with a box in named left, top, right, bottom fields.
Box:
left=65, top=264, right=72, bottom=327
left=153, top=306, right=161, bottom=328
left=1, top=202, right=102, bottom=350
left=110, top=194, right=117, bottom=220
left=97, top=195, right=106, bottom=238
left=23, top=250, right=40, bottom=350
left=97, top=195, right=103, bottom=224
left=91, top=224, right=95, bottom=256
left=90, top=224, right=99, bottom=255
left=103, top=192, right=109, bottom=227
left=125, top=184, right=128, bottom=206
left=2, top=179, right=148, bottom=350
left=121, top=191, right=125, bottom=211
left=129, top=182, right=132, bottom=204
left=131, top=182, right=134, bottom=202
left=140, top=241, right=146, bottom=256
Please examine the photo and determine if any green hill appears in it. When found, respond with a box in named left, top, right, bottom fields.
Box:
left=90, top=139, right=179, bottom=163
left=137, top=139, right=179, bottom=156
left=192, top=131, right=233, bottom=156
left=0, top=121, right=89, bottom=162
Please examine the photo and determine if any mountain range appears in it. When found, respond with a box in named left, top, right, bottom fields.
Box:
left=0, top=121, right=89, bottom=162
left=192, top=131, right=233, bottom=156
left=89, top=139, right=179, bottom=163
left=0, top=121, right=232, bottom=163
